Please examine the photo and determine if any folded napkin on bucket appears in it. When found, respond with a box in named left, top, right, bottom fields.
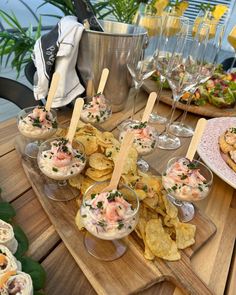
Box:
left=33, top=15, right=85, bottom=108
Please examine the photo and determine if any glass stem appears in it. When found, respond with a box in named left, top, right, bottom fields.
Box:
left=154, top=78, right=164, bottom=113
left=58, top=180, right=67, bottom=186
left=229, top=51, right=236, bottom=73
left=179, top=90, right=195, bottom=125
left=131, top=82, right=141, bottom=120
left=165, top=97, right=179, bottom=134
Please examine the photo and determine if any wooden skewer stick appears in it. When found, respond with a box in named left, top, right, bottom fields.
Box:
left=102, top=132, right=134, bottom=192
left=97, top=68, right=109, bottom=94
left=66, top=98, right=84, bottom=143
left=45, top=72, right=60, bottom=111
left=186, top=118, right=207, bottom=161
left=141, top=92, right=157, bottom=123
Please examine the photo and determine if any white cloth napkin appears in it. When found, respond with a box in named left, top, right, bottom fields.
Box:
left=33, top=16, right=85, bottom=108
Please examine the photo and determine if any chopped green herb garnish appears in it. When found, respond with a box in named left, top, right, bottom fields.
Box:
left=52, top=167, right=58, bottom=172
left=97, top=201, right=103, bottom=209
left=117, top=223, right=124, bottom=230
left=187, top=162, right=198, bottom=169
left=91, top=194, right=96, bottom=199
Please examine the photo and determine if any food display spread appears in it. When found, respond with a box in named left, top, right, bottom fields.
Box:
left=219, top=126, right=236, bottom=172
left=152, top=67, right=236, bottom=109
left=18, top=106, right=57, bottom=139
left=54, top=124, right=197, bottom=261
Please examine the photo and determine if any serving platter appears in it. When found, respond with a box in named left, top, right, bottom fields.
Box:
left=16, top=135, right=216, bottom=295
left=143, top=79, right=236, bottom=118
left=197, top=117, right=236, bottom=189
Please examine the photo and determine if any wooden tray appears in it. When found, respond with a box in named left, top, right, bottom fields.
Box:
left=143, top=79, right=236, bottom=118
left=16, top=137, right=217, bottom=295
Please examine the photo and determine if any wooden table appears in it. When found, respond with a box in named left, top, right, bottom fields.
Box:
left=0, top=89, right=235, bottom=295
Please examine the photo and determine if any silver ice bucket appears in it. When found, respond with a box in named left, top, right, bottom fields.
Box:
left=77, top=20, right=147, bottom=112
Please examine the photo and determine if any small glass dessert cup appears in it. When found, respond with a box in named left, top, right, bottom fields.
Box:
left=162, top=157, right=213, bottom=222
left=119, top=120, right=158, bottom=172
left=17, top=106, right=57, bottom=158
left=80, top=93, right=112, bottom=124
left=37, top=137, right=86, bottom=201
left=81, top=181, right=139, bottom=261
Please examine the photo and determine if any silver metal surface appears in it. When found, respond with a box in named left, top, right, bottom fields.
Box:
left=77, top=20, right=147, bottom=112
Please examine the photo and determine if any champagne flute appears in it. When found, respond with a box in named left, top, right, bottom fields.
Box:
left=170, top=23, right=224, bottom=137
left=155, top=15, right=189, bottom=150
left=126, top=14, right=162, bottom=124
left=227, top=25, right=236, bottom=73
left=157, top=17, right=209, bottom=150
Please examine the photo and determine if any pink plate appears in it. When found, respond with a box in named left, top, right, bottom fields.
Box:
left=197, top=117, right=236, bottom=189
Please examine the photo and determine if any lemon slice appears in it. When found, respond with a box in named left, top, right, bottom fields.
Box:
left=212, top=4, right=228, bottom=20
left=154, top=0, right=169, bottom=16
left=175, top=1, right=189, bottom=16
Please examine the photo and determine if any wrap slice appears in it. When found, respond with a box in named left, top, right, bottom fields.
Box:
left=0, top=220, right=18, bottom=254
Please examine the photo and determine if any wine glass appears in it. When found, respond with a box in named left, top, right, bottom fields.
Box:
left=170, top=22, right=225, bottom=137
left=126, top=14, right=162, bottom=124
left=162, top=157, right=213, bottom=222
left=119, top=119, right=158, bottom=172
left=227, top=25, right=236, bottom=73
left=17, top=106, right=57, bottom=158
left=81, top=181, right=139, bottom=261
left=37, top=137, right=86, bottom=201
left=155, top=15, right=191, bottom=149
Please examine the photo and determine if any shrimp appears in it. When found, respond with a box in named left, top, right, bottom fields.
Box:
left=52, top=152, right=72, bottom=167
left=105, top=203, right=120, bottom=222
left=32, top=107, right=47, bottom=122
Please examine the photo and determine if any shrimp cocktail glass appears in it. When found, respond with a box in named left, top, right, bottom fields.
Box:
left=162, top=157, right=213, bottom=222
left=80, top=93, right=112, bottom=125
left=37, top=137, right=86, bottom=201
left=17, top=106, right=58, bottom=158
left=119, top=120, right=158, bottom=172
left=81, top=181, right=139, bottom=261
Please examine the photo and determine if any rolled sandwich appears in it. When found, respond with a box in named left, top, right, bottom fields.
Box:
left=0, top=220, right=18, bottom=254
left=0, top=245, right=21, bottom=276
left=0, top=271, right=33, bottom=295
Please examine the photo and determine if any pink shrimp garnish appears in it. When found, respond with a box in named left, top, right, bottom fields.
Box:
left=105, top=203, right=120, bottom=222
left=52, top=152, right=72, bottom=167
left=32, top=107, right=47, bottom=122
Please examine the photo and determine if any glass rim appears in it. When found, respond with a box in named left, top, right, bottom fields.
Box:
left=82, top=180, right=140, bottom=221
left=38, top=136, right=86, bottom=155
left=17, top=106, right=57, bottom=118
left=165, top=156, right=213, bottom=186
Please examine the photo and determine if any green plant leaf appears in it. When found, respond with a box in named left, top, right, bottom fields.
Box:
left=13, top=225, right=29, bottom=259
left=0, top=201, right=16, bottom=222
left=20, top=257, right=46, bottom=291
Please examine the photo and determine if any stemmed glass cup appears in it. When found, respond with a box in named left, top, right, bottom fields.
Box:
left=170, top=23, right=225, bottom=137
left=126, top=14, right=162, bottom=124
left=17, top=106, right=57, bottom=158
left=162, top=157, right=213, bottom=222
left=81, top=181, right=139, bottom=261
left=37, top=137, right=86, bottom=201
left=119, top=119, right=158, bottom=172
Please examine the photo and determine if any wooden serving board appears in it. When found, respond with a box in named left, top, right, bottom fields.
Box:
left=143, top=79, right=236, bottom=118
left=16, top=138, right=217, bottom=295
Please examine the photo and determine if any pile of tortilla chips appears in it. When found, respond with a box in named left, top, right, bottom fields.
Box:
left=56, top=123, right=196, bottom=261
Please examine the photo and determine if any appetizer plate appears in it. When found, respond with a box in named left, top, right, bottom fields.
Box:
left=143, top=79, right=236, bottom=118
left=197, top=117, right=236, bottom=189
